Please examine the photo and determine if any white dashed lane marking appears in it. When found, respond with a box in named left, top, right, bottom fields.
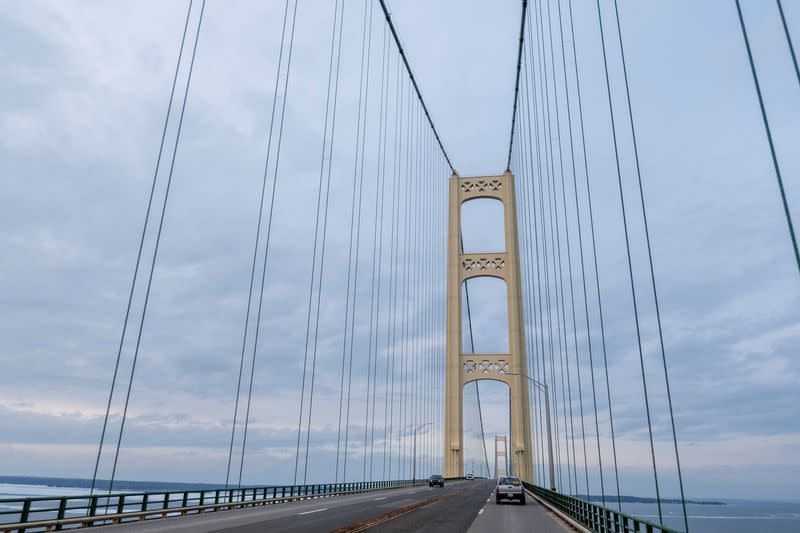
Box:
left=297, top=508, right=327, bottom=515
left=373, top=497, right=387, bottom=501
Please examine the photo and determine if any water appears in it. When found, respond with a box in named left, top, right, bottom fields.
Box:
left=1, top=477, right=799, bottom=531
left=617, top=500, right=800, bottom=532
left=0, top=476, right=234, bottom=525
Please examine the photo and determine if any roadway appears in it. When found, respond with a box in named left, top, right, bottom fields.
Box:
left=104, top=479, right=572, bottom=532
left=467, top=485, right=572, bottom=533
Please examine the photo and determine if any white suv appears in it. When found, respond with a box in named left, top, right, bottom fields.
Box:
left=495, top=476, right=525, bottom=504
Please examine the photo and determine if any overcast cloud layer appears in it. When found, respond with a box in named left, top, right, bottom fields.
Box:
left=0, top=0, right=798, bottom=502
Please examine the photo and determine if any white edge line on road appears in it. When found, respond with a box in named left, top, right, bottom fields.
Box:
left=298, top=508, right=328, bottom=515
left=373, top=497, right=387, bottom=501
left=478, top=508, right=484, bottom=515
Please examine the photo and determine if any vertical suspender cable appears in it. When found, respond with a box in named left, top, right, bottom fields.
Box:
left=555, top=0, right=590, bottom=497
left=293, top=0, right=345, bottom=484
left=235, top=0, right=298, bottom=489
left=90, top=0, right=194, bottom=498
left=462, top=241, right=492, bottom=477
left=106, top=0, right=207, bottom=497
left=533, top=0, right=563, bottom=490
left=595, top=0, right=657, bottom=517
left=566, top=0, right=613, bottom=505
left=365, top=23, right=389, bottom=482
left=225, top=0, right=291, bottom=488
left=336, top=0, right=372, bottom=483
left=525, top=7, right=556, bottom=490
left=611, top=1, right=688, bottom=528
left=303, top=0, right=346, bottom=485
left=386, top=60, right=404, bottom=479
left=293, top=0, right=339, bottom=484
left=543, top=0, right=577, bottom=494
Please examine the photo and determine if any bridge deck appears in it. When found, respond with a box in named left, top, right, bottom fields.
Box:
left=468, top=486, right=571, bottom=533
left=98, top=479, right=570, bottom=532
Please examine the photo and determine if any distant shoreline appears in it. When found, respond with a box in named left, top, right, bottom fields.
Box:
left=0, top=475, right=231, bottom=493
left=1, top=476, right=726, bottom=506
left=578, top=494, right=725, bottom=506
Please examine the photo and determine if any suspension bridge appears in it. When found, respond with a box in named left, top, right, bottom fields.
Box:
left=1, top=0, right=798, bottom=532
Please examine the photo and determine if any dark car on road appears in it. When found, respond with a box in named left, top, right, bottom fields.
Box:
left=428, top=474, right=444, bottom=487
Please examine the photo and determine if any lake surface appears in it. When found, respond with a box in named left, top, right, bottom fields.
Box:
left=1, top=477, right=799, bottom=531
left=616, top=500, right=800, bottom=532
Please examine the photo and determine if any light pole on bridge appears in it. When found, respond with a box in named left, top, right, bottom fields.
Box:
left=506, top=372, right=556, bottom=491
left=412, top=422, right=431, bottom=484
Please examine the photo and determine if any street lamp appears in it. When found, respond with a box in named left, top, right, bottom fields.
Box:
left=506, top=371, right=556, bottom=491
left=412, top=422, right=431, bottom=484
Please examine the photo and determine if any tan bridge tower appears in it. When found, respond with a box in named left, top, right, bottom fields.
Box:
left=444, top=171, right=534, bottom=481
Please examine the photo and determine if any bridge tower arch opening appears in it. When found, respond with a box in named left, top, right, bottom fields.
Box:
left=445, top=171, right=533, bottom=480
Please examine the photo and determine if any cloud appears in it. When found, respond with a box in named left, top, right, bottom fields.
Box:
left=0, top=0, right=797, bottom=502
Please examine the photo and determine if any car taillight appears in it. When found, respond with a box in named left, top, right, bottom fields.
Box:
left=496, top=487, right=500, bottom=493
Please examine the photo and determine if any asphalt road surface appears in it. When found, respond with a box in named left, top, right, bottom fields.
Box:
left=104, top=480, right=491, bottom=533
left=102, top=479, right=571, bottom=532
left=467, top=485, right=572, bottom=533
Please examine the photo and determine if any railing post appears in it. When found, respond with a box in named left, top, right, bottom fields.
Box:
left=142, top=493, right=149, bottom=513
left=89, top=495, right=99, bottom=518
left=20, top=498, right=32, bottom=525
left=162, top=493, right=170, bottom=511
left=55, top=497, right=67, bottom=530
left=117, top=494, right=126, bottom=515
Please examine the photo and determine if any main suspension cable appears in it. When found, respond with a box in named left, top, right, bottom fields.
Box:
left=507, top=0, right=530, bottom=170
left=735, top=0, right=799, bottom=274
left=777, top=0, right=800, bottom=89
left=377, top=0, right=454, bottom=173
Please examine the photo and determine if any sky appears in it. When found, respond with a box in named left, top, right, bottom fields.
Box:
left=0, top=0, right=798, bottom=502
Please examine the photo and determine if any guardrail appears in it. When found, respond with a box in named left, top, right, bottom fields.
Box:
left=1, top=477, right=458, bottom=532
left=522, top=482, right=684, bottom=533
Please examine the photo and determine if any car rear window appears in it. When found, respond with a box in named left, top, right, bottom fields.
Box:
left=499, top=477, right=520, bottom=484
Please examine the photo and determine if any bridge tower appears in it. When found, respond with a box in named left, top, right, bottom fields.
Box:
left=444, top=171, right=534, bottom=481
left=494, top=435, right=508, bottom=479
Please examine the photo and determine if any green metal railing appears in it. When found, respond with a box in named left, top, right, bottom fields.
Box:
left=0, top=478, right=447, bottom=532
left=523, top=482, right=684, bottom=533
